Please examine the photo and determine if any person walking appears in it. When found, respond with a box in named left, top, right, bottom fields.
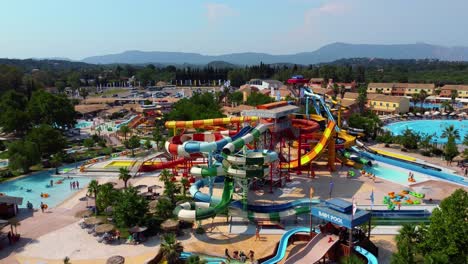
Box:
left=255, top=226, right=260, bottom=241
left=76, top=181, right=80, bottom=189
left=40, top=202, right=45, bottom=213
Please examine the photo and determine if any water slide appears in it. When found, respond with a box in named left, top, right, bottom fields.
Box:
left=139, top=157, right=187, bottom=172
left=355, top=246, right=379, bottom=264
left=342, top=150, right=372, bottom=166
left=261, top=227, right=310, bottom=264
left=284, top=233, right=339, bottom=264
left=280, top=121, right=336, bottom=169
left=128, top=114, right=146, bottom=128
left=174, top=177, right=234, bottom=221
left=115, top=115, right=137, bottom=129
left=368, top=147, right=416, bottom=162
left=303, top=87, right=337, bottom=125
left=165, top=116, right=258, bottom=129
left=166, top=126, right=253, bottom=157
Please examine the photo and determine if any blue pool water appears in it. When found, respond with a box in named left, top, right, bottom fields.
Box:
left=384, top=120, right=468, bottom=143
left=365, top=162, right=429, bottom=186
left=75, top=120, right=93, bottom=129
left=0, top=169, right=91, bottom=209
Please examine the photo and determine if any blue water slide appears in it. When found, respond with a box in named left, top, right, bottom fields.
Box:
left=261, top=227, right=310, bottom=264
left=183, top=126, right=252, bottom=154
left=303, top=87, right=339, bottom=131
left=115, top=115, right=137, bottom=129
left=230, top=198, right=320, bottom=213
left=359, top=149, right=467, bottom=186
left=371, top=210, right=431, bottom=218
left=355, top=246, right=379, bottom=264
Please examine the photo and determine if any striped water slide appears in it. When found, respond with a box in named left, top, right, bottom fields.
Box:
left=165, top=116, right=259, bottom=129
left=165, top=126, right=252, bottom=157
left=222, top=124, right=270, bottom=155
left=281, top=121, right=336, bottom=169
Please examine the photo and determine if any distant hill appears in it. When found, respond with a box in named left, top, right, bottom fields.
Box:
left=81, top=43, right=468, bottom=65
left=0, top=58, right=94, bottom=71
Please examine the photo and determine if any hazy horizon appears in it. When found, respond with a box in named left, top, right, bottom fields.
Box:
left=1, top=0, right=468, bottom=60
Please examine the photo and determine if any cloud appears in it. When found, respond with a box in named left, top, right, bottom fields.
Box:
left=205, top=3, right=238, bottom=23
left=304, top=2, right=349, bottom=26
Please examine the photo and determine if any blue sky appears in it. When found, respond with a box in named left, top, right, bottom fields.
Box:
left=1, top=0, right=467, bottom=59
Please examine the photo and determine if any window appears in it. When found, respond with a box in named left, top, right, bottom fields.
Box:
left=408, top=89, right=411, bottom=91
left=380, top=102, right=383, bottom=106
left=386, top=103, right=389, bottom=107
left=393, top=104, right=396, bottom=107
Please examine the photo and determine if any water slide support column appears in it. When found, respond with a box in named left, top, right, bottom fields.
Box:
left=306, top=96, right=310, bottom=119
left=297, top=128, right=302, bottom=175
left=328, top=128, right=336, bottom=171
left=208, top=152, right=214, bottom=197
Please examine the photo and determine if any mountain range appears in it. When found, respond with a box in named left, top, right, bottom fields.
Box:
left=81, top=42, right=468, bottom=65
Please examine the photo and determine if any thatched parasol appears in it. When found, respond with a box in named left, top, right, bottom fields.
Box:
left=147, top=185, right=161, bottom=189
left=161, top=219, right=179, bottom=232
left=75, top=209, right=93, bottom=218
left=84, top=216, right=104, bottom=225
left=106, top=255, right=125, bottom=264
left=128, top=226, right=148, bottom=233
left=453, top=155, right=465, bottom=162
left=135, top=184, right=148, bottom=190
left=95, top=224, right=115, bottom=234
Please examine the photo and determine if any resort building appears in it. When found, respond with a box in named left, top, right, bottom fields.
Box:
left=308, top=78, right=325, bottom=88
left=367, top=83, right=436, bottom=96
left=367, top=94, right=410, bottom=115
left=439, top=84, right=468, bottom=98
left=245, top=79, right=283, bottom=91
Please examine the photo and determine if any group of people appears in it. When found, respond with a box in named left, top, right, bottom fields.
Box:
left=70, top=180, right=80, bottom=190
left=225, top=248, right=256, bottom=263
left=361, top=170, right=376, bottom=182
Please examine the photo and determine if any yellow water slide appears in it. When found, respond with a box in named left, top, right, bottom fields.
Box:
left=281, top=121, right=336, bottom=169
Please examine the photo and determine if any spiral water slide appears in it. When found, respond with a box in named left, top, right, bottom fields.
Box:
left=280, top=121, right=336, bottom=169
left=174, top=124, right=272, bottom=222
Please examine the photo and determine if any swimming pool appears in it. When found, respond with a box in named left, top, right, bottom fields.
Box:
left=365, top=162, right=430, bottom=186
left=0, top=169, right=91, bottom=209
left=75, top=120, right=93, bottom=129
left=384, top=120, right=467, bottom=143
left=410, top=102, right=441, bottom=109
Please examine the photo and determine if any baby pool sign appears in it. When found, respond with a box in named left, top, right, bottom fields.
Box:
left=312, top=207, right=352, bottom=228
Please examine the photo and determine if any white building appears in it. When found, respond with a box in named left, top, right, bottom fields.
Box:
left=246, top=79, right=283, bottom=91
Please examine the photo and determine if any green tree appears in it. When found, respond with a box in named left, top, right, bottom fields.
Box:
left=227, top=69, right=247, bottom=87
left=83, top=138, right=95, bottom=148
left=418, top=133, right=434, bottom=152
left=0, top=91, right=30, bottom=134
left=463, top=134, right=468, bottom=146
left=95, top=182, right=118, bottom=213
left=161, top=169, right=177, bottom=204
left=391, top=224, right=422, bottom=264
left=55, top=80, right=66, bottom=94
left=332, top=83, right=340, bottom=99
left=180, top=177, right=189, bottom=197
left=419, top=189, right=468, bottom=263
left=245, top=91, right=274, bottom=106
left=186, top=255, right=207, bottom=264
left=450, top=89, right=458, bottom=106
left=340, top=254, right=365, bottom=264
left=155, top=197, right=175, bottom=219
left=87, top=180, right=100, bottom=213
left=78, top=87, right=89, bottom=100
left=26, top=124, right=66, bottom=158
left=152, top=126, right=165, bottom=150
left=113, top=187, right=148, bottom=228
left=0, top=65, right=23, bottom=94
left=418, top=90, right=428, bottom=109
left=443, top=136, right=459, bottom=164
left=441, top=101, right=453, bottom=112
left=27, top=90, right=76, bottom=130
left=227, top=91, right=243, bottom=105
left=144, top=139, right=152, bottom=149
left=119, top=125, right=131, bottom=140
left=118, top=167, right=132, bottom=188
left=395, top=128, right=420, bottom=150
left=167, top=92, right=224, bottom=121
left=441, top=125, right=460, bottom=140
left=158, top=233, right=184, bottom=264
left=356, top=85, right=367, bottom=113
left=7, top=140, right=40, bottom=173
left=50, top=151, right=65, bottom=174
left=124, top=135, right=141, bottom=156
left=339, top=85, right=346, bottom=99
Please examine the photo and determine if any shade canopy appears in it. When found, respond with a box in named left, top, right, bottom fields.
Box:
left=84, top=216, right=104, bottom=225
left=95, top=224, right=115, bottom=234
left=75, top=210, right=93, bottom=218
left=161, top=219, right=179, bottom=231
left=106, top=255, right=125, bottom=264
left=128, top=226, right=147, bottom=233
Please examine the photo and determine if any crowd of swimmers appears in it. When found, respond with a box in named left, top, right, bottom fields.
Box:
left=361, top=170, right=377, bottom=182
left=225, top=248, right=256, bottom=263
left=70, top=180, right=80, bottom=190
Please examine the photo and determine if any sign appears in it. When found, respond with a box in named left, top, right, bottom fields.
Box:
left=311, top=207, right=352, bottom=228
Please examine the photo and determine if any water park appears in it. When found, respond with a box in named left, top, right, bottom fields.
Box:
left=1, top=78, right=467, bottom=264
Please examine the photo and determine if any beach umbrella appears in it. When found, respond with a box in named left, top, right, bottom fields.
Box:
left=432, top=111, right=440, bottom=116
left=453, top=155, right=465, bottom=162
left=147, top=185, right=162, bottom=189
left=408, top=112, right=414, bottom=116
left=135, top=184, right=148, bottom=190
left=424, top=111, right=430, bottom=115
left=84, top=216, right=104, bottom=225
left=128, top=226, right=148, bottom=233
left=416, top=112, right=421, bottom=116
left=95, top=224, right=115, bottom=234
left=161, top=219, right=179, bottom=231
left=449, top=112, right=456, bottom=116
left=106, top=255, right=125, bottom=264
left=75, top=209, right=93, bottom=218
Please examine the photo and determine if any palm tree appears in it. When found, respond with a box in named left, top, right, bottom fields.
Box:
left=418, top=90, right=428, bottom=109
left=441, top=101, right=452, bottom=112
left=119, top=167, right=131, bottom=188
left=392, top=224, right=421, bottom=264
left=180, top=177, right=189, bottom=197
left=50, top=151, right=64, bottom=175
left=119, top=125, right=131, bottom=140
left=187, top=255, right=207, bottom=264
left=87, top=180, right=100, bottom=214
left=463, top=134, right=468, bottom=146
left=450, top=89, right=458, bottom=106
left=441, top=125, right=460, bottom=140
left=158, top=233, right=183, bottom=264
left=339, top=85, right=346, bottom=99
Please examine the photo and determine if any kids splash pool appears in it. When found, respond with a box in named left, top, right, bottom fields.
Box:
left=0, top=169, right=91, bottom=209
left=384, top=120, right=467, bottom=144
left=75, top=120, right=93, bottom=129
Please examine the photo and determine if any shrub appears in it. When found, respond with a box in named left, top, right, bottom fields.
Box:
left=431, top=147, right=443, bottom=156
left=420, top=150, right=432, bottom=157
